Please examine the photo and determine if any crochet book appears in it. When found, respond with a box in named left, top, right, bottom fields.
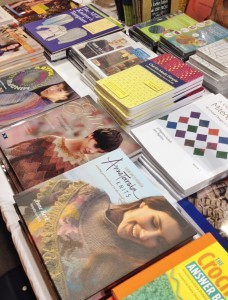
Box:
left=0, top=63, right=80, bottom=128
left=13, top=148, right=196, bottom=300
left=23, top=4, right=124, bottom=61
left=0, top=96, right=141, bottom=192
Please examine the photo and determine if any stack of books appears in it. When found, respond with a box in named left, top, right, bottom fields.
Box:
left=95, top=53, right=204, bottom=128
left=129, top=12, right=197, bottom=52
left=0, top=6, right=18, bottom=26
left=158, top=19, right=228, bottom=61
left=0, top=24, right=45, bottom=78
left=68, top=31, right=157, bottom=89
left=13, top=147, right=196, bottom=300
left=131, top=93, right=228, bottom=198
left=23, top=4, right=124, bottom=61
left=187, top=38, right=228, bottom=96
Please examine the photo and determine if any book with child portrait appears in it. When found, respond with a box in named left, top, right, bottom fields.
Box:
left=0, top=95, right=142, bottom=192
left=13, top=148, right=196, bottom=300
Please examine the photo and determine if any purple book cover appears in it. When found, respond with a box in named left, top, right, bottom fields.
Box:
left=24, top=4, right=123, bottom=54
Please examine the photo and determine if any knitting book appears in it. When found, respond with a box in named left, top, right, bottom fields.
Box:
left=133, top=12, right=197, bottom=48
left=160, top=20, right=228, bottom=60
left=95, top=53, right=203, bottom=117
left=3, top=0, right=77, bottom=26
left=13, top=148, right=196, bottom=300
left=178, top=176, right=228, bottom=251
left=23, top=4, right=124, bottom=61
left=111, top=233, right=228, bottom=300
left=131, top=93, right=228, bottom=196
left=0, top=6, right=18, bottom=26
left=0, top=95, right=141, bottom=191
left=0, top=24, right=44, bottom=67
left=0, top=63, right=80, bottom=128
left=196, top=38, right=228, bottom=74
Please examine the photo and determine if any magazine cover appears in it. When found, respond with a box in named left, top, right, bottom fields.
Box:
left=161, top=20, right=228, bottom=58
left=111, top=233, right=228, bottom=300
left=23, top=4, right=124, bottom=54
left=0, top=96, right=141, bottom=190
left=0, top=24, right=43, bottom=65
left=131, top=93, right=228, bottom=196
left=0, top=63, right=80, bottom=127
left=14, top=148, right=196, bottom=300
left=178, top=177, right=228, bottom=251
left=3, top=0, right=78, bottom=26
left=0, top=6, right=18, bottom=26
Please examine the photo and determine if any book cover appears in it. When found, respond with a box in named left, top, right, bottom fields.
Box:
left=111, top=233, right=228, bottom=300
left=185, top=0, right=214, bottom=22
left=0, top=63, right=80, bottom=128
left=86, top=45, right=157, bottom=78
left=0, top=96, right=141, bottom=190
left=196, top=38, right=228, bottom=73
left=151, top=0, right=171, bottom=19
left=3, top=0, right=78, bottom=26
left=0, top=24, right=43, bottom=66
left=23, top=4, right=124, bottom=55
left=133, top=13, right=197, bottom=45
left=131, top=93, right=228, bottom=196
left=70, top=31, right=134, bottom=62
left=178, top=177, right=228, bottom=251
left=160, top=20, right=228, bottom=59
left=95, top=53, right=203, bottom=115
left=14, top=148, right=196, bottom=300
left=0, top=6, right=18, bottom=26
left=210, top=0, right=228, bottom=29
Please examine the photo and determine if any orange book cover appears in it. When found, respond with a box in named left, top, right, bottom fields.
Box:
left=185, top=0, right=214, bottom=22
left=112, top=233, right=227, bottom=299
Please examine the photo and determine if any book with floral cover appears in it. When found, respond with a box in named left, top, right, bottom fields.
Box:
left=0, top=95, right=141, bottom=191
left=0, top=63, right=80, bottom=128
left=13, top=148, right=196, bottom=300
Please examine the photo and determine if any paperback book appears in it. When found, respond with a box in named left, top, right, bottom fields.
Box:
left=13, top=148, right=196, bottom=300
left=111, top=233, right=228, bottom=300
left=196, top=38, right=228, bottom=74
left=95, top=53, right=203, bottom=119
left=3, top=0, right=78, bottom=26
left=0, top=63, right=80, bottom=128
left=178, top=177, right=228, bottom=251
left=133, top=12, right=197, bottom=49
left=160, top=20, right=228, bottom=60
left=0, top=24, right=44, bottom=68
left=131, top=93, right=228, bottom=196
left=23, top=4, right=124, bottom=61
left=0, top=6, right=18, bottom=26
left=0, top=95, right=141, bottom=191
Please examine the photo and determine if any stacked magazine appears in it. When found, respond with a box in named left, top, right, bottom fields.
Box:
left=159, top=19, right=228, bottom=61
left=23, top=4, right=124, bottom=61
left=187, top=38, right=228, bottom=96
left=13, top=148, right=196, bottom=300
left=0, top=95, right=141, bottom=192
left=0, top=24, right=45, bottom=78
left=95, top=53, right=204, bottom=127
left=131, top=93, right=228, bottom=198
left=0, top=6, right=18, bottom=26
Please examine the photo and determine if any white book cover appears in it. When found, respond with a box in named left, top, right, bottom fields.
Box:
left=196, top=38, right=228, bottom=73
left=189, top=54, right=228, bottom=82
left=131, top=93, right=228, bottom=196
left=0, top=6, right=18, bottom=26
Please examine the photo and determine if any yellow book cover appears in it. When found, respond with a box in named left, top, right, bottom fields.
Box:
left=112, top=233, right=228, bottom=300
left=96, top=54, right=203, bottom=114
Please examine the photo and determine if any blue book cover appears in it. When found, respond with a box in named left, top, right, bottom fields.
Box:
left=24, top=4, right=124, bottom=54
left=161, top=20, right=228, bottom=57
left=14, top=148, right=196, bottom=300
left=178, top=177, right=228, bottom=251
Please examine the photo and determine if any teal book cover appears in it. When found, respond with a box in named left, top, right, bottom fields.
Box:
left=161, top=20, right=228, bottom=57
left=14, top=148, right=196, bottom=300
